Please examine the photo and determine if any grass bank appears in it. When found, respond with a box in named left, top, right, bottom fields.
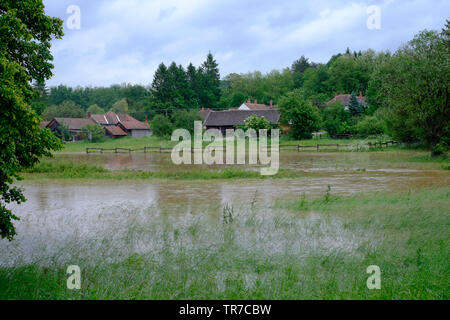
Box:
left=22, top=159, right=305, bottom=180
left=0, top=187, right=448, bottom=299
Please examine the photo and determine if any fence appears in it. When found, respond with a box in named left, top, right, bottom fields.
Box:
left=86, top=141, right=398, bottom=154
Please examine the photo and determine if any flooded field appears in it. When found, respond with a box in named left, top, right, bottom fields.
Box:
left=1, top=151, right=449, bottom=268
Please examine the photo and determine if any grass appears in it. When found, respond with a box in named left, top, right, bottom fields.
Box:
left=0, top=187, right=448, bottom=299
left=22, top=159, right=307, bottom=180
left=60, top=135, right=394, bottom=153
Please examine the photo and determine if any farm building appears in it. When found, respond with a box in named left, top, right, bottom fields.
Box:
left=46, top=117, right=95, bottom=141
left=46, top=111, right=151, bottom=140
left=204, top=109, right=280, bottom=135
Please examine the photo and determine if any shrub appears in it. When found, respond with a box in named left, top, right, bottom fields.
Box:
left=150, top=114, right=173, bottom=137
left=243, top=114, right=272, bottom=133
left=172, top=110, right=203, bottom=134
left=354, top=115, right=385, bottom=136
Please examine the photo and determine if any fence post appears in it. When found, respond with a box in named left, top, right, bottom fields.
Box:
left=297, top=145, right=300, bottom=152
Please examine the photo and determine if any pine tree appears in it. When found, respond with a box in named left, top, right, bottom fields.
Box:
left=349, top=92, right=362, bottom=117
left=199, top=52, right=221, bottom=107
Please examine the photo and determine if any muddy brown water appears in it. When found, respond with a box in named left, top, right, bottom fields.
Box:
left=1, top=151, right=448, bottom=266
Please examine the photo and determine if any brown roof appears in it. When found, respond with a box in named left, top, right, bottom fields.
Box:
left=326, top=94, right=366, bottom=106
left=54, top=118, right=95, bottom=130
left=91, top=112, right=149, bottom=130
left=204, top=109, right=280, bottom=127
left=119, top=120, right=150, bottom=130
left=241, top=102, right=273, bottom=110
left=104, top=125, right=127, bottom=136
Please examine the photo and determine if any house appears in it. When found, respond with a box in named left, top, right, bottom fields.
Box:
left=46, top=111, right=151, bottom=140
left=90, top=111, right=152, bottom=138
left=326, top=92, right=367, bottom=109
left=238, top=99, right=275, bottom=110
left=46, top=117, right=96, bottom=141
left=204, top=109, right=280, bottom=135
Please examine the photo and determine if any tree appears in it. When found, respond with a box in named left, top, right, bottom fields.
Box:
left=369, top=27, right=450, bottom=155
left=80, top=123, right=105, bottom=142
left=199, top=52, right=221, bottom=107
left=278, top=90, right=321, bottom=139
left=150, top=114, right=173, bottom=137
left=0, top=0, right=63, bottom=240
left=172, top=110, right=203, bottom=134
left=87, top=104, right=105, bottom=115
left=322, top=102, right=351, bottom=135
left=111, top=98, right=129, bottom=114
left=348, top=92, right=363, bottom=117
left=41, top=100, right=85, bottom=120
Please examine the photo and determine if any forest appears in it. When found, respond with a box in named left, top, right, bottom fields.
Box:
left=32, top=22, right=449, bottom=155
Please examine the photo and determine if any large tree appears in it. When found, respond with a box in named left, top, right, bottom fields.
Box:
left=369, top=26, right=450, bottom=155
left=0, top=0, right=63, bottom=240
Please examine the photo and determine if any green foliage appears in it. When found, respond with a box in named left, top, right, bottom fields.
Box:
left=322, top=102, right=351, bottom=135
left=172, top=110, right=203, bottom=134
left=41, top=100, right=85, bottom=120
left=55, top=122, right=73, bottom=141
left=279, top=90, right=321, bottom=139
left=0, top=0, right=63, bottom=240
left=368, top=27, right=450, bottom=156
left=348, top=92, right=364, bottom=117
left=354, top=115, right=386, bottom=136
left=80, top=124, right=105, bottom=142
left=87, top=104, right=105, bottom=114
left=243, top=114, right=272, bottom=132
left=150, top=114, right=173, bottom=137
left=111, top=98, right=129, bottom=114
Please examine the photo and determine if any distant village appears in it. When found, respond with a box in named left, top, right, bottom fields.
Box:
left=41, top=93, right=365, bottom=141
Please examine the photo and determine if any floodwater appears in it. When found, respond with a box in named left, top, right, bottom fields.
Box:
left=1, top=151, right=448, bottom=266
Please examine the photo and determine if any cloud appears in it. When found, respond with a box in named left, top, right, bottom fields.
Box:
left=43, top=0, right=450, bottom=87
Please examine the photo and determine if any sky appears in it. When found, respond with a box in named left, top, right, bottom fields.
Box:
left=43, top=0, right=450, bottom=87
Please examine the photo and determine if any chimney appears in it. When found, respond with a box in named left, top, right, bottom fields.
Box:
left=254, top=99, right=257, bottom=104
left=87, top=112, right=91, bottom=118
left=201, top=106, right=204, bottom=111
left=270, top=100, right=273, bottom=108
left=359, top=91, right=362, bottom=98
left=145, top=116, right=148, bottom=123
left=335, top=93, right=337, bottom=97
left=247, top=98, right=251, bottom=103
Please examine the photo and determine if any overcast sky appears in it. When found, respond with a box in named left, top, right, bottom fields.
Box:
left=43, top=0, right=449, bottom=87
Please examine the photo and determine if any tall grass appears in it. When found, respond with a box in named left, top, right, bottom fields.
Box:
left=0, top=187, right=448, bottom=299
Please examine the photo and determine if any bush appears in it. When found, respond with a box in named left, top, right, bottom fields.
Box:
left=354, top=115, right=385, bottom=136
left=80, top=123, right=105, bottom=142
left=150, top=114, right=173, bottom=137
left=243, top=114, right=272, bottom=133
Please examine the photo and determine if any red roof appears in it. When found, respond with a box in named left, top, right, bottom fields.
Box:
left=104, top=125, right=127, bottom=136
left=119, top=120, right=150, bottom=130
